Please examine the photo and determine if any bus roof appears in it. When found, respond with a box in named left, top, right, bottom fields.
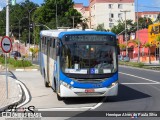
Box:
left=40, top=29, right=116, bottom=38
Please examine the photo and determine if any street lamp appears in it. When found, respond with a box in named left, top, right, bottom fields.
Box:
left=137, top=0, right=140, bottom=63
left=15, top=16, right=28, bottom=52
left=28, top=7, right=38, bottom=53
left=121, top=10, right=130, bottom=57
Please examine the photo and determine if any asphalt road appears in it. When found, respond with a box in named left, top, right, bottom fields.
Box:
left=12, top=65, right=160, bottom=120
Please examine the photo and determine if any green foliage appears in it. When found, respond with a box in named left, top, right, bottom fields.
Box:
left=144, top=42, right=152, bottom=48
left=0, top=56, right=32, bottom=67
left=156, top=35, right=160, bottom=43
left=0, top=56, right=5, bottom=64
left=33, top=0, right=81, bottom=29
left=0, top=1, right=38, bottom=43
left=138, top=17, right=153, bottom=29
left=96, top=23, right=106, bottom=31
left=119, top=43, right=126, bottom=50
left=13, top=60, right=32, bottom=67
left=111, top=20, right=134, bottom=34
left=119, top=61, right=144, bottom=68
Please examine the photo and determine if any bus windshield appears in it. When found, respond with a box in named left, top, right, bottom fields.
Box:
left=60, top=43, right=117, bottom=75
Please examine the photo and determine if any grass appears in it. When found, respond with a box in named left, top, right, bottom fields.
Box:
left=1, top=63, right=39, bottom=71
left=119, top=61, right=160, bottom=71
left=8, top=64, right=39, bottom=70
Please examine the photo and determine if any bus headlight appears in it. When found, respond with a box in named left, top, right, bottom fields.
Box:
left=108, top=81, right=118, bottom=88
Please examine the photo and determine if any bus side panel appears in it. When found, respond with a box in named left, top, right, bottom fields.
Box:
left=49, top=57, right=55, bottom=88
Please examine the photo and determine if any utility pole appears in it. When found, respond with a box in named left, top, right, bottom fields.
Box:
left=121, top=10, right=130, bottom=57
left=55, top=0, right=58, bottom=29
left=6, top=0, right=9, bottom=36
left=137, top=0, right=140, bottom=63
left=72, top=16, right=75, bottom=28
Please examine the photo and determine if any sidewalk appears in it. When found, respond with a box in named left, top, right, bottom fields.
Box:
left=0, top=68, right=23, bottom=111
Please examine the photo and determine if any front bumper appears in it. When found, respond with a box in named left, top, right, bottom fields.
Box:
left=59, top=82, right=118, bottom=97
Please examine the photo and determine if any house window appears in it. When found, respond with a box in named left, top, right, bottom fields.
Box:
left=118, top=4, right=123, bottom=9
left=109, top=23, right=114, bottom=28
left=144, top=15, right=148, bottom=17
left=109, top=4, right=113, bottom=9
left=109, top=13, right=114, bottom=18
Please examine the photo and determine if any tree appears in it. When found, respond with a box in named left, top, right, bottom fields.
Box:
left=22, top=29, right=28, bottom=46
left=119, top=43, right=126, bottom=50
left=138, top=17, right=153, bottom=29
left=33, top=0, right=81, bottom=29
left=111, top=20, right=134, bottom=34
left=96, top=23, right=106, bottom=31
left=65, top=8, right=82, bottom=28
left=0, top=1, right=38, bottom=44
left=29, top=47, right=39, bottom=61
left=144, top=42, right=152, bottom=64
left=31, top=0, right=82, bottom=45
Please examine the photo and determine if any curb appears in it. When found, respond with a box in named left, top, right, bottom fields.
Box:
left=15, top=69, right=39, bottom=71
left=119, top=65, right=160, bottom=72
left=0, top=80, right=24, bottom=112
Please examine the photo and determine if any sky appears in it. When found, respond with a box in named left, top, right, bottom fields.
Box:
left=0, top=0, right=160, bottom=12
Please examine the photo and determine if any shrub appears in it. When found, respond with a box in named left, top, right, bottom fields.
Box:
left=13, top=60, right=32, bottom=67
left=0, top=56, right=5, bottom=64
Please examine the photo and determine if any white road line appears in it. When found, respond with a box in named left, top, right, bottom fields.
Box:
left=38, top=107, right=92, bottom=111
left=119, top=72, right=160, bottom=83
left=38, top=97, right=107, bottom=111
left=121, top=83, right=160, bottom=85
left=90, top=97, right=107, bottom=110
left=16, top=80, right=30, bottom=108
left=119, top=65, right=160, bottom=72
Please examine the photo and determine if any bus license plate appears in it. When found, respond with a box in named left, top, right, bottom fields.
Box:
left=85, top=89, right=95, bottom=93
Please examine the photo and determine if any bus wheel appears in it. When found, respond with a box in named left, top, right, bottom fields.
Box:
left=53, top=79, right=56, bottom=92
left=57, top=93, right=63, bottom=101
left=43, top=69, right=49, bottom=87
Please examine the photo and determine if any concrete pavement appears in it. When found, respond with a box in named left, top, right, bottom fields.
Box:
left=0, top=67, right=23, bottom=111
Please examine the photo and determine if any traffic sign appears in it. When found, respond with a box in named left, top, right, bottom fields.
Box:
left=1, top=36, right=12, bottom=53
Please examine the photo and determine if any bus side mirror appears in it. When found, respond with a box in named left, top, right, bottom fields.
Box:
left=56, top=42, right=60, bottom=56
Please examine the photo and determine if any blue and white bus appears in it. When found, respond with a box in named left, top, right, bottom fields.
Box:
left=39, top=29, right=118, bottom=100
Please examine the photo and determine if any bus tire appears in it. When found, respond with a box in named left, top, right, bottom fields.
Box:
left=53, top=79, right=56, bottom=92
left=57, top=93, right=63, bottom=101
left=43, top=69, right=49, bottom=87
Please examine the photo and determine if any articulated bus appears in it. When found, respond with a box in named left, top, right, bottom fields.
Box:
left=39, top=29, right=119, bottom=100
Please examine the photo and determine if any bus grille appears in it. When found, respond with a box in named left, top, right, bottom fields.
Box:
left=76, top=92, right=105, bottom=96
left=72, top=78, right=106, bottom=83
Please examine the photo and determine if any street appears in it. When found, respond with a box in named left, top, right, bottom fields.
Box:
left=9, top=65, right=160, bottom=120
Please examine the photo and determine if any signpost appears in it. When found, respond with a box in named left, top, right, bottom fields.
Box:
left=1, top=36, right=12, bottom=99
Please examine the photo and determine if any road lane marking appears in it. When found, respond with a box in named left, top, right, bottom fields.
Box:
left=38, top=97, right=107, bottom=111
left=121, top=83, right=160, bottom=85
left=16, top=80, right=30, bottom=108
left=90, top=97, right=107, bottom=110
left=119, top=72, right=160, bottom=83
left=38, top=107, right=92, bottom=111
left=119, top=65, right=160, bottom=73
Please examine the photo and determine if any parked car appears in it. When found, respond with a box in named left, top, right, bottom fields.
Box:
left=118, top=55, right=123, bottom=61
left=123, top=56, right=130, bottom=62
left=10, top=51, right=21, bottom=58
left=118, top=55, right=130, bottom=62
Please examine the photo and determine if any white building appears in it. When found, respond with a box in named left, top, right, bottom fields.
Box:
left=136, top=11, right=160, bottom=22
left=74, top=0, right=135, bottom=30
left=74, top=3, right=90, bottom=28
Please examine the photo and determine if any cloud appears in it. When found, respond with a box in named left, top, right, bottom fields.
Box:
left=0, top=6, right=3, bottom=11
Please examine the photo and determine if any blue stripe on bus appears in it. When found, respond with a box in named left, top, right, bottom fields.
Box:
left=60, top=71, right=118, bottom=89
